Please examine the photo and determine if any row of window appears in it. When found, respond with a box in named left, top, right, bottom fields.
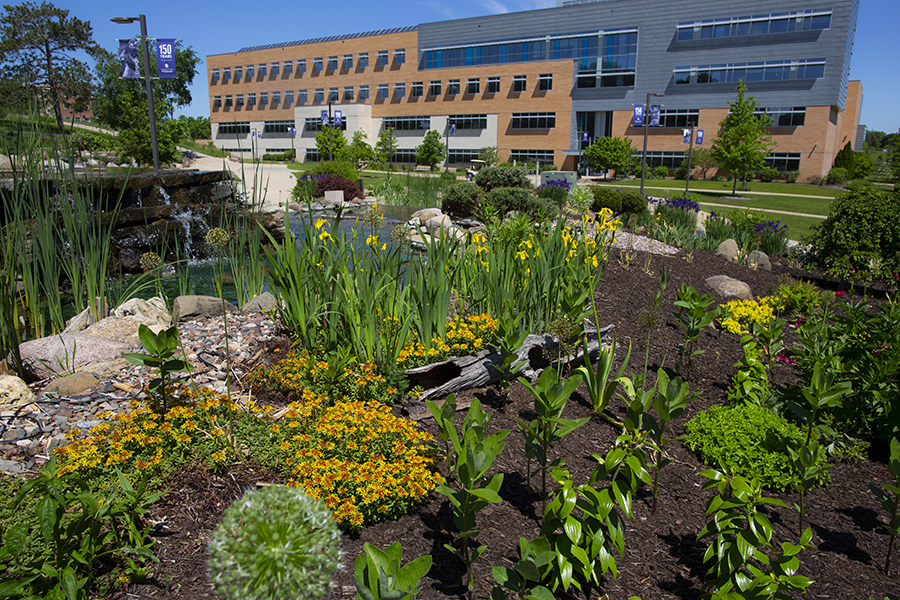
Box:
left=676, top=10, right=832, bottom=42
left=211, top=50, right=405, bottom=82
left=673, top=58, right=826, bottom=85
left=636, top=151, right=800, bottom=171
left=645, top=107, right=806, bottom=128
left=303, top=148, right=553, bottom=164
left=212, top=74, right=553, bottom=108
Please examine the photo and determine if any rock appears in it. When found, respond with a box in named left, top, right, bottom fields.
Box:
left=288, top=202, right=304, bottom=212
left=715, top=239, right=740, bottom=263
left=0, top=460, right=23, bottom=475
left=43, top=372, right=100, bottom=397
left=423, top=214, right=454, bottom=234
left=705, top=275, right=752, bottom=300
left=0, top=154, right=13, bottom=170
left=241, top=292, right=277, bottom=315
left=0, top=375, right=35, bottom=405
left=747, top=250, right=772, bottom=272
left=253, top=208, right=286, bottom=242
left=113, top=297, right=171, bottom=327
left=18, top=333, right=128, bottom=380
left=172, top=295, right=238, bottom=322
left=64, top=299, right=110, bottom=333
left=410, top=208, right=442, bottom=224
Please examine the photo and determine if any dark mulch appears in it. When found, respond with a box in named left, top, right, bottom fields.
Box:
left=127, top=247, right=899, bottom=600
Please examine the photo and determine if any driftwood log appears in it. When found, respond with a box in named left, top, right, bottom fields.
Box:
left=404, top=323, right=616, bottom=409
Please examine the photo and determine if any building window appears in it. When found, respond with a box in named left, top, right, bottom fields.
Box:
left=283, top=61, right=293, bottom=75
left=755, top=106, right=806, bottom=127
left=224, top=95, right=232, bottom=107
left=467, top=78, right=480, bottom=94
left=314, top=88, right=324, bottom=103
left=313, top=58, right=323, bottom=72
left=236, top=94, right=244, bottom=107
left=377, top=50, right=389, bottom=66
left=344, top=86, right=354, bottom=101
left=328, top=56, right=338, bottom=71
left=343, top=54, right=353, bottom=69
left=636, top=151, right=687, bottom=169
left=538, top=73, right=552, bottom=91
left=264, top=120, right=293, bottom=134
left=270, top=62, right=279, bottom=76
left=446, top=79, right=460, bottom=95
left=218, top=122, right=250, bottom=135
left=234, top=66, right=242, bottom=80
left=297, top=59, right=307, bottom=73
left=359, top=85, right=369, bottom=100
left=448, top=114, right=487, bottom=130
left=512, top=75, right=526, bottom=92
left=448, top=149, right=481, bottom=164
left=674, top=59, right=825, bottom=85
left=304, top=117, right=347, bottom=132
left=392, top=149, right=417, bottom=163
left=329, top=88, right=339, bottom=102
left=394, top=49, right=406, bottom=65
left=383, top=116, right=430, bottom=131
left=211, top=69, right=220, bottom=82
left=246, top=65, right=254, bottom=78
left=259, top=63, right=267, bottom=77
left=429, top=80, right=442, bottom=96
left=676, top=10, right=832, bottom=42
left=394, top=82, right=405, bottom=98
left=223, top=67, right=231, bottom=81
left=378, top=83, right=389, bottom=99
left=487, top=77, right=500, bottom=93
left=358, top=52, right=368, bottom=68
left=213, top=95, right=221, bottom=107
left=248, top=93, right=256, bottom=106
left=657, top=108, right=700, bottom=128
left=298, top=90, right=307, bottom=104
left=411, top=81, right=423, bottom=97
left=285, top=90, right=294, bottom=105
left=511, top=112, right=556, bottom=129
left=272, top=91, right=281, bottom=105
left=509, top=149, right=555, bottom=165
left=764, top=152, right=801, bottom=171
left=259, top=92, right=268, bottom=105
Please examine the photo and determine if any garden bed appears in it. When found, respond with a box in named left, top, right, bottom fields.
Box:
left=125, top=247, right=898, bottom=600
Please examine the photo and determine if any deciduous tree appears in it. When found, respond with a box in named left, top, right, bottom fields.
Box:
left=339, top=130, right=374, bottom=170
left=0, top=1, right=101, bottom=134
left=315, top=124, right=346, bottom=162
left=415, top=129, right=446, bottom=171
left=374, top=127, right=398, bottom=170
left=582, top=136, right=636, bottom=178
left=711, top=81, right=776, bottom=195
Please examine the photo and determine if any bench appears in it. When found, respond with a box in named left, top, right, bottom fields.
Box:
left=413, top=165, right=431, bottom=173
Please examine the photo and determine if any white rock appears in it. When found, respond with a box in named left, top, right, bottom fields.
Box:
left=0, top=375, right=35, bottom=406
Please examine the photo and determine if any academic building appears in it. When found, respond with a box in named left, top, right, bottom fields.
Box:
left=206, top=0, right=862, bottom=180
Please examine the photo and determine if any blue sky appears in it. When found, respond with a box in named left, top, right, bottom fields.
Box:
left=55, top=0, right=899, bottom=134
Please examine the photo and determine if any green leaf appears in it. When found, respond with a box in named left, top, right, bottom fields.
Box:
left=61, top=566, right=79, bottom=600
left=36, top=497, right=56, bottom=544
left=396, top=555, right=431, bottom=591
left=3, top=523, right=28, bottom=557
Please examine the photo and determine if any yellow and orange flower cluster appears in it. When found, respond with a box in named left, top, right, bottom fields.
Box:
left=396, top=312, right=498, bottom=368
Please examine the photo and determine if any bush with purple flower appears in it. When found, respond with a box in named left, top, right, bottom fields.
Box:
left=536, top=178, right=571, bottom=207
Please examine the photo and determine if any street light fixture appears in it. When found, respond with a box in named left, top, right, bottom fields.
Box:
left=111, top=15, right=160, bottom=171
left=640, top=92, right=665, bottom=196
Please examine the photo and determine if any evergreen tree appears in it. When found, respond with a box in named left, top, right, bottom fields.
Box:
left=833, top=141, right=854, bottom=170
left=315, top=124, right=346, bottom=161
left=711, top=81, right=776, bottom=195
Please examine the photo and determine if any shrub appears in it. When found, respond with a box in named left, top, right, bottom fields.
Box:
left=440, top=170, right=458, bottom=185
left=567, top=184, right=594, bottom=213
left=704, top=212, right=738, bottom=247
left=475, top=165, right=531, bottom=192
left=846, top=179, right=873, bottom=193
left=311, top=160, right=359, bottom=182
left=784, top=170, right=800, bottom=183
left=685, top=403, right=829, bottom=491
left=620, top=189, right=649, bottom=215
left=262, top=150, right=295, bottom=162
left=536, top=179, right=571, bottom=207
left=653, top=197, right=700, bottom=231
left=674, top=163, right=690, bottom=180
left=807, top=174, right=824, bottom=185
left=710, top=174, right=726, bottom=182
left=590, top=187, right=622, bottom=214
left=441, top=182, right=481, bottom=218
left=753, top=220, right=790, bottom=256
left=717, top=296, right=780, bottom=335
left=800, top=189, right=900, bottom=285
left=776, top=279, right=824, bottom=316
left=484, top=186, right=547, bottom=216
left=305, top=173, right=364, bottom=201
left=651, top=165, right=669, bottom=179
left=759, top=166, right=779, bottom=182
left=826, top=167, right=848, bottom=185
left=208, top=486, right=341, bottom=600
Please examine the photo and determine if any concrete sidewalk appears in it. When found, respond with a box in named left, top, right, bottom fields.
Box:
left=188, top=153, right=298, bottom=211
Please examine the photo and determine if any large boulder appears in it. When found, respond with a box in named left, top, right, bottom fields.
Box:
left=747, top=250, right=772, bottom=272
left=79, top=297, right=172, bottom=347
left=716, top=239, right=740, bottom=263
left=113, top=297, right=171, bottom=327
left=172, top=295, right=238, bottom=322
left=42, top=372, right=99, bottom=397
left=705, top=275, right=752, bottom=300
left=409, top=208, right=442, bottom=225
left=240, top=292, right=277, bottom=315
left=17, top=333, right=128, bottom=380
left=0, top=375, right=35, bottom=406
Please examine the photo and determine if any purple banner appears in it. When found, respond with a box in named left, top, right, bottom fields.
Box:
left=683, top=129, right=692, bottom=144
left=696, top=129, right=704, bottom=145
left=334, top=110, right=343, bottom=127
left=321, top=110, right=328, bottom=126
left=157, top=38, right=176, bottom=79
left=118, top=39, right=140, bottom=79
left=649, top=105, right=661, bottom=127
left=632, top=104, right=644, bottom=127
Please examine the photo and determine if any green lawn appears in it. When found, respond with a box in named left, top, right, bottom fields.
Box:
left=688, top=190, right=833, bottom=216
left=179, top=139, right=230, bottom=158
left=596, top=179, right=843, bottom=198
left=698, top=205, right=822, bottom=240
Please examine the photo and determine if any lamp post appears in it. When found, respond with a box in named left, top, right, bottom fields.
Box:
left=684, top=125, right=695, bottom=195
left=289, top=126, right=296, bottom=163
left=640, top=92, right=665, bottom=196
left=111, top=15, right=159, bottom=171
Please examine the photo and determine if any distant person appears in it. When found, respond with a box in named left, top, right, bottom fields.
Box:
left=119, top=38, right=140, bottom=79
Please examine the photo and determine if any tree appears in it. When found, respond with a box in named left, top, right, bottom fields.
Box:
left=177, top=115, right=211, bottom=141
left=374, top=127, right=398, bottom=170
left=478, top=146, right=498, bottom=167
left=833, top=141, right=854, bottom=170
left=339, top=130, right=374, bottom=170
left=582, top=136, right=636, bottom=178
left=711, top=81, right=776, bottom=195
left=690, top=147, right=718, bottom=180
left=415, top=130, right=446, bottom=171
left=315, top=125, right=346, bottom=162
left=0, top=1, right=101, bottom=134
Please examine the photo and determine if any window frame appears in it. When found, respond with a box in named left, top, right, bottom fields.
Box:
left=429, top=80, right=442, bottom=96
left=313, top=58, right=323, bottom=72
left=377, top=50, right=389, bottom=66
left=487, top=76, right=500, bottom=94
left=359, top=85, right=370, bottom=100
left=411, top=81, right=423, bottom=98
left=358, top=52, right=369, bottom=68
left=394, top=49, right=406, bottom=65
left=513, top=75, right=527, bottom=92
left=510, top=112, right=556, bottom=129
left=538, top=73, right=553, bottom=91
left=394, top=82, right=406, bottom=98
left=344, top=86, right=354, bottom=101
left=314, top=88, right=324, bottom=103
left=466, top=78, right=480, bottom=94
left=377, top=83, right=389, bottom=99
left=343, top=54, right=354, bottom=69
left=447, top=79, right=460, bottom=95
left=297, top=59, right=307, bottom=73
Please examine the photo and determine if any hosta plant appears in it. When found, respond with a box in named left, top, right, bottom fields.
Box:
left=354, top=542, right=432, bottom=600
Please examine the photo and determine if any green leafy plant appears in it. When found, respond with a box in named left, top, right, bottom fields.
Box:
left=697, top=469, right=814, bottom=600
left=354, top=542, right=432, bottom=600
left=647, top=369, right=697, bottom=512
left=426, top=393, right=458, bottom=482
left=493, top=310, right=528, bottom=397
left=208, top=485, right=341, bottom=600
left=870, top=437, right=900, bottom=575
left=576, top=333, right=631, bottom=423
left=727, top=334, right=772, bottom=406
left=475, top=165, right=531, bottom=192
left=776, top=278, right=824, bottom=317
left=436, top=398, right=509, bottom=597
left=673, top=283, right=717, bottom=377
left=516, top=368, right=588, bottom=512
left=124, top=324, right=191, bottom=413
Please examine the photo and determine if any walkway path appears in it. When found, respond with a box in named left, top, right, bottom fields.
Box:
left=695, top=201, right=825, bottom=220
left=592, top=181, right=836, bottom=200
left=187, top=152, right=297, bottom=211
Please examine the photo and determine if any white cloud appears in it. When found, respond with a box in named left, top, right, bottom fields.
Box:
left=479, top=0, right=511, bottom=14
